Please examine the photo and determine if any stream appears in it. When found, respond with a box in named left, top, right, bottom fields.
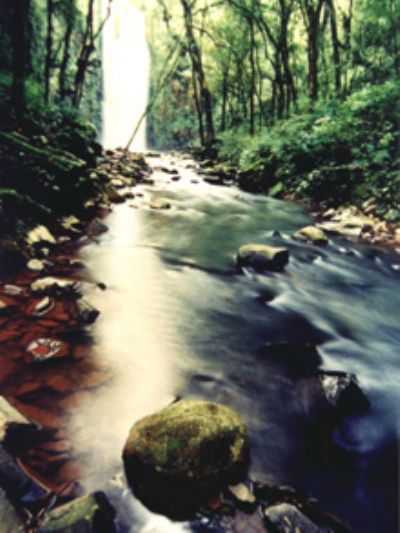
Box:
left=4, top=154, right=398, bottom=532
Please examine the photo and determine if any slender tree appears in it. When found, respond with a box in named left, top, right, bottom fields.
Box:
left=11, top=0, right=31, bottom=123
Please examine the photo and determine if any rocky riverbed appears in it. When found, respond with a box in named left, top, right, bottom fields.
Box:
left=0, top=150, right=398, bottom=532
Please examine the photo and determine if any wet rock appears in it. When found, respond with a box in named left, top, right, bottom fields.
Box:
left=318, top=212, right=374, bottom=239
left=264, top=503, right=321, bottom=533
left=294, top=226, right=328, bottom=246
left=2, top=285, right=24, bottom=296
left=57, top=237, right=71, bottom=245
left=84, top=200, right=96, bottom=210
left=111, top=177, right=127, bottom=189
left=86, top=218, right=108, bottom=237
left=27, top=258, right=46, bottom=272
left=123, top=399, right=249, bottom=518
left=298, top=371, right=370, bottom=422
left=203, top=175, right=223, bottom=186
left=76, top=299, right=100, bottom=325
left=237, top=244, right=289, bottom=272
left=155, top=166, right=177, bottom=175
left=107, top=188, right=125, bottom=204
left=61, top=216, right=82, bottom=233
left=32, top=296, right=55, bottom=316
left=26, top=338, right=69, bottom=363
left=26, top=225, right=56, bottom=247
left=150, top=198, right=171, bottom=210
left=0, top=397, right=29, bottom=441
left=31, top=277, right=81, bottom=297
left=228, top=483, right=256, bottom=504
left=39, top=492, right=116, bottom=533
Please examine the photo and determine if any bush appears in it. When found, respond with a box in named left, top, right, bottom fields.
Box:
left=219, top=80, right=400, bottom=212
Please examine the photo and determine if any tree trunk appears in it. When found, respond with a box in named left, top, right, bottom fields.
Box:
left=180, top=0, right=215, bottom=145
left=59, top=15, right=73, bottom=100
left=220, top=71, right=228, bottom=132
left=11, top=0, right=31, bottom=124
left=307, top=20, right=319, bottom=102
left=249, top=15, right=256, bottom=135
left=73, top=0, right=95, bottom=107
left=192, top=73, right=205, bottom=145
left=44, top=0, right=55, bottom=103
left=327, top=0, right=341, bottom=96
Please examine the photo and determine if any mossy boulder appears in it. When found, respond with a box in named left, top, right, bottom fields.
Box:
left=123, top=400, right=249, bottom=518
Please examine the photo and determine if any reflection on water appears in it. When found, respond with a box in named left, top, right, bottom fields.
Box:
left=72, top=205, right=185, bottom=490
left=69, top=155, right=398, bottom=532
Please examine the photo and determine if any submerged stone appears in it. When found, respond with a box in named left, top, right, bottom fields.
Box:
left=237, top=244, right=289, bottom=272
left=150, top=198, right=171, bottom=210
left=123, top=399, right=249, bottom=518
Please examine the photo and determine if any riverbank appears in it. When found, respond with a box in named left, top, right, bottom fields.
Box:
left=191, top=154, right=400, bottom=252
left=201, top=80, right=400, bottom=247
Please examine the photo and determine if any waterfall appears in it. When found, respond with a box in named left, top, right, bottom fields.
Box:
left=102, top=0, right=150, bottom=151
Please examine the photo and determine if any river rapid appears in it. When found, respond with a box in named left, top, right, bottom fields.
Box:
left=67, top=153, right=399, bottom=532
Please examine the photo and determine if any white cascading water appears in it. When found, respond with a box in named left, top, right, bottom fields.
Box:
left=102, top=0, right=150, bottom=151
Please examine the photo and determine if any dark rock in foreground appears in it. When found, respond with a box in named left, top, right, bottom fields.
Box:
left=123, top=400, right=249, bottom=518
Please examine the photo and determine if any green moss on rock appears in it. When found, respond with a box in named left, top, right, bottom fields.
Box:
left=123, top=400, right=249, bottom=518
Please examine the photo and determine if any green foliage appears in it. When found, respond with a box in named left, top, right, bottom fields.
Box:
left=219, top=80, right=400, bottom=214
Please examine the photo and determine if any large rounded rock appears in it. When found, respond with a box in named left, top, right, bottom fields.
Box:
left=237, top=244, right=289, bottom=272
left=123, top=400, right=249, bottom=518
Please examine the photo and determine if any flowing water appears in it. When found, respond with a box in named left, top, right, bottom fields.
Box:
left=102, top=0, right=150, bottom=151
left=68, top=156, right=399, bottom=532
